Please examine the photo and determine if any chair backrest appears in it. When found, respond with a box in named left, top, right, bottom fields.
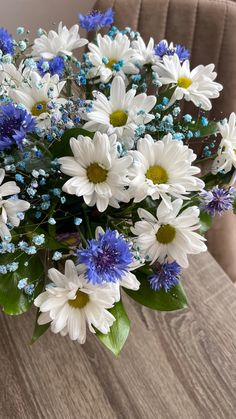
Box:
left=93, top=0, right=236, bottom=119
left=0, top=0, right=95, bottom=36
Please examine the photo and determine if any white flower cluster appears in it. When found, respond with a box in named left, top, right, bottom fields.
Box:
left=212, top=112, right=236, bottom=179
left=0, top=169, right=30, bottom=240
left=1, top=17, right=232, bottom=348
left=0, top=64, right=66, bottom=129
left=32, top=22, right=88, bottom=59
left=86, top=31, right=222, bottom=110
left=31, top=27, right=210, bottom=342
left=35, top=228, right=140, bottom=343
left=58, top=125, right=207, bottom=268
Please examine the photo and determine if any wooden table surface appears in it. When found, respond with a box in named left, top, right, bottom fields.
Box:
left=1, top=251, right=236, bottom=419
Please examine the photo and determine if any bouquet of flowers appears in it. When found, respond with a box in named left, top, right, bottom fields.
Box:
left=0, top=8, right=235, bottom=355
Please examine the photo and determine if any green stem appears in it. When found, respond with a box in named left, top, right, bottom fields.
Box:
left=35, top=140, right=53, bottom=158
left=77, top=227, right=87, bottom=247
left=66, top=79, right=72, bottom=97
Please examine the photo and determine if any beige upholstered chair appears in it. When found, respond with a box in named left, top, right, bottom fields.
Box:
left=94, top=0, right=236, bottom=281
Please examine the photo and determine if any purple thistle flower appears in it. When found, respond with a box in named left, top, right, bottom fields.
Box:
left=79, top=8, right=114, bottom=32
left=200, top=186, right=235, bottom=216
left=0, top=27, right=14, bottom=55
left=37, top=56, right=65, bottom=78
left=148, top=261, right=181, bottom=292
left=0, top=103, right=36, bottom=151
left=154, top=40, right=189, bottom=62
left=77, top=228, right=133, bottom=284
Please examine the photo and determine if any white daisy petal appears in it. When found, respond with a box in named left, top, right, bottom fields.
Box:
left=153, top=54, right=222, bottom=110
left=132, top=199, right=206, bottom=267
left=212, top=112, right=236, bottom=175
left=59, top=131, right=131, bottom=212
left=9, top=71, right=65, bottom=130
left=131, top=36, right=156, bottom=66
left=129, top=134, right=204, bottom=202
left=87, top=32, right=138, bottom=84
left=32, top=22, right=88, bottom=59
left=0, top=170, right=30, bottom=240
left=34, top=260, right=118, bottom=344
left=84, top=76, right=156, bottom=149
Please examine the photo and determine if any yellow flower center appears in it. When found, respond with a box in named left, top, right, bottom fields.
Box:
left=31, top=101, right=48, bottom=116
left=68, top=290, right=89, bottom=309
left=86, top=162, right=108, bottom=183
left=156, top=224, right=176, bottom=244
left=105, top=59, right=117, bottom=69
left=146, top=165, right=169, bottom=184
left=177, top=76, right=192, bottom=89
left=110, top=110, right=128, bottom=127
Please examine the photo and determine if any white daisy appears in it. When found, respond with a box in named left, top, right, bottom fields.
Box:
left=0, top=62, right=28, bottom=93
left=131, top=36, right=156, bottom=66
left=84, top=76, right=156, bottom=149
left=153, top=54, right=222, bottom=110
left=131, top=198, right=207, bottom=268
left=59, top=131, right=132, bottom=212
left=87, top=32, right=139, bottom=83
left=32, top=22, right=88, bottom=59
left=9, top=71, right=66, bottom=129
left=212, top=113, right=236, bottom=175
left=128, top=133, right=204, bottom=204
left=0, top=169, right=30, bottom=240
left=34, top=260, right=117, bottom=343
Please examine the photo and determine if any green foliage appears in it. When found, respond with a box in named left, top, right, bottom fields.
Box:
left=31, top=310, right=50, bottom=344
left=233, top=197, right=236, bottom=215
left=50, top=127, right=94, bottom=158
left=125, top=269, right=188, bottom=311
left=194, top=120, right=218, bottom=137
left=96, top=300, right=130, bottom=356
left=202, top=170, right=233, bottom=190
left=199, top=211, right=212, bottom=235
left=0, top=253, right=44, bottom=315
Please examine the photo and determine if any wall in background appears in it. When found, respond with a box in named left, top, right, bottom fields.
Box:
left=0, top=0, right=96, bottom=36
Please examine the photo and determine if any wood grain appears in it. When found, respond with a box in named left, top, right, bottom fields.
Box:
left=1, top=251, right=236, bottom=419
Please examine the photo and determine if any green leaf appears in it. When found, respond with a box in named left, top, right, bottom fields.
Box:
left=96, top=300, right=130, bottom=356
left=0, top=253, right=44, bottom=315
left=178, top=119, right=218, bottom=138
left=125, top=270, right=188, bottom=311
left=194, top=120, right=218, bottom=137
left=233, top=198, right=236, bottom=215
left=50, top=127, right=94, bottom=158
left=31, top=310, right=50, bottom=344
left=199, top=211, right=212, bottom=235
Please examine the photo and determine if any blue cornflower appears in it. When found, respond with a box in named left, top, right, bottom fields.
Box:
left=0, top=103, right=36, bottom=151
left=79, top=8, right=114, bottom=32
left=77, top=228, right=133, bottom=284
left=154, top=40, right=189, bottom=62
left=149, top=261, right=181, bottom=292
left=200, top=186, right=235, bottom=216
left=175, top=44, right=190, bottom=61
left=154, top=40, right=169, bottom=57
left=37, top=56, right=65, bottom=78
left=0, top=27, right=14, bottom=55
